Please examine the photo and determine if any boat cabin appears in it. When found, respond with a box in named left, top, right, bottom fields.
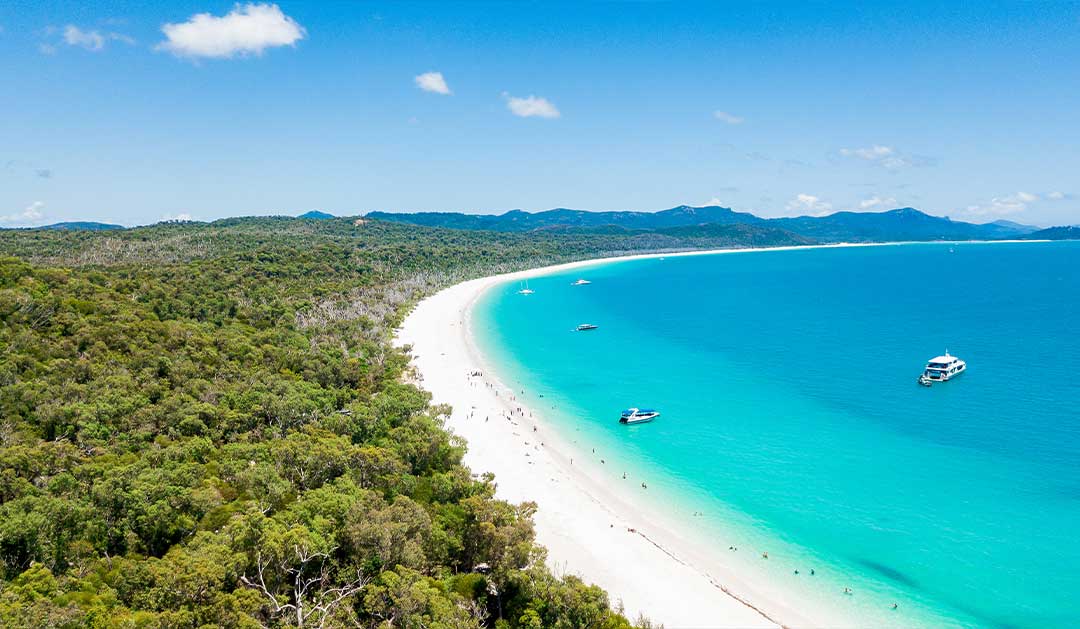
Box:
left=923, top=352, right=966, bottom=381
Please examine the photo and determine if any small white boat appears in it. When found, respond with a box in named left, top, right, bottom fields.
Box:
left=576, top=323, right=598, bottom=331
left=572, top=279, right=592, bottom=286
left=921, top=351, right=966, bottom=382
left=517, top=280, right=534, bottom=295
left=619, top=408, right=659, bottom=424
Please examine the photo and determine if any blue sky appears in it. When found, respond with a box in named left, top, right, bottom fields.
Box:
left=1, top=1, right=1078, bottom=227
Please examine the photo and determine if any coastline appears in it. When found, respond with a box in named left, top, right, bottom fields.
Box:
left=396, top=243, right=876, bottom=626
left=395, top=240, right=1039, bottom=626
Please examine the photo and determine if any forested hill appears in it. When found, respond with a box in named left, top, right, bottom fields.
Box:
left=0, top=215, right=804, bottom=628
left=367, top=205, right=764, bottom=232
left=368, top=205, right=1040, bottom=242
left=1022, top=225, right=1080, bottom=240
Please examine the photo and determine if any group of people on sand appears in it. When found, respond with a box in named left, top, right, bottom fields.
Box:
left=468, top=370, right=660, bottom=491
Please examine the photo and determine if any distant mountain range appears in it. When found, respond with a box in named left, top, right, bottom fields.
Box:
left=7, top=221, right=127, bottom=231
left=366, top=205, right=763, bottom=232
left=367, top=205, right=1049, bottom=243
left=5, top=206, right=1075, bottom=243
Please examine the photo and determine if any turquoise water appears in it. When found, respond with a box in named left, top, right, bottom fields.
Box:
left=473, top=242, right=1080, bottom=628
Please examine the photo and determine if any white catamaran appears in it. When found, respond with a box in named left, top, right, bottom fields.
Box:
left=919, top=351, right=966, bottom=384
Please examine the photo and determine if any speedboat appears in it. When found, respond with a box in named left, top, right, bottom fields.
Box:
left=921, top=351, right=966, bottom=382
left=918, top=374, right=933, bottom=387
left=572, top=279, right=592, bottom=286
left=576, top=323, right=598, bottom=331
left=619, top=408, right=659, bottom=424
left=517, top=280, right=534, bottom=295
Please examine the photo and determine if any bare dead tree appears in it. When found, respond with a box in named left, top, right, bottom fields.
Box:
left=241, top=545, right=366, bottom=629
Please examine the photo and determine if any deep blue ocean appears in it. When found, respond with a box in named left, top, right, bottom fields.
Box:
left=473, top=242, right=1080, bottom=628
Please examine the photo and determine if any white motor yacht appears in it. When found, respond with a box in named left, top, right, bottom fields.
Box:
left=921, top=351, right=966, bottom=382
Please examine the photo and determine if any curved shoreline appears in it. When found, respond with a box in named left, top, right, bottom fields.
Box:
left=396, top=243, right=874, bottom=626
left=396, top=241, right=1037, bottom=626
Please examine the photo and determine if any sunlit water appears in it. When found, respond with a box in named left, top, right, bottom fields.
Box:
left=473, top=242, right=1080, bottom=628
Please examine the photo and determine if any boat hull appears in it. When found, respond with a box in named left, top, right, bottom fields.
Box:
left=619, top=413, right=659, bottom=424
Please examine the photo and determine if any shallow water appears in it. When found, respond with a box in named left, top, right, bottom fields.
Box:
left=474, top=242, right=1080, bottom=628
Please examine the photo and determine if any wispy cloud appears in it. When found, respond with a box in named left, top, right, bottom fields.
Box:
left=786, top=193, right=832, bottom=215
left=158, top=3, right=305, bottom=59
left=839, top=144, right=932, bottom=170
left=50, top=24, right=134, bottom=52
left=1047, top=191, right=1071, bottom=201
left=841, top=144, right=894, bottom=160
left=713, top=110, right=744, bottom=125
left=504, top=93, right=560, bottom=119
left=859, top=195, right=898, bottom=210
left=965, top=191, right=1040, bottom=217
left=414, top=71, right=451, bottom=95
left=64, top=25, right=106, bottom=51
left=0, top=201, right=46, bottom=226
left=35, top=169, right=52, bottom=179
left=703, top=195, right=736, bottom=207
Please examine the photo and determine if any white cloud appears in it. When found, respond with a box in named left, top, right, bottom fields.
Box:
left=839, top=144, right=916, bottom=170
left=786, top=193, right=833, bottom=215
left=859, top=195, right=898, bottom=210
left=64, top=25, right=105, bottom=51
left=1047, top=191, right=1068, bottom=200
left=158, top=3, right=305, bottom=59
left=0, top=201, right=46, bottom=226
left=713, top=110, right=744, bottom=125
left=965, top=191, right=1040, bottom=217
left=161, top=212, right=194, bottom=222
left=504, top=93, right=560, bottom=119
left=414, top=71, right=451, bottom=95
left=61, top=25, right=135, bottom=51
left=841, top=145, right=894, bottom=160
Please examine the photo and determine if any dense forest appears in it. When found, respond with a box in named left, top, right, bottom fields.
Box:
left=0, top=217, right=788, bottom=628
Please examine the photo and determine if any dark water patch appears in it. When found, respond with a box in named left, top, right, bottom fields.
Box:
left=857, top=557, right=1062, bottom=629
left=856, top=559, right=919, bottom=588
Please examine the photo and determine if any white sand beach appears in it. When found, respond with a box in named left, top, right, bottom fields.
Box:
left=396, top=246, right=875, bottom=627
